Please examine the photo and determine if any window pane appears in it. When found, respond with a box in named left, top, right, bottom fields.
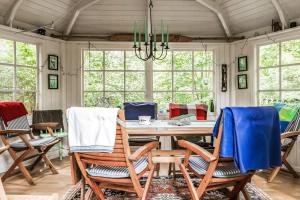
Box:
left=0, top=66, right=13, bottom=89
left=0, top=92, right=13, bottom=101
left=84, top=71, right=103, bottom=91
left=281, top=65, right=300, bottom=90
left=125, top=72, right=144, bottom=91
left=16, top=42, right=37, bottom=67
left=125, top=51, right=144, bottom=70
left=105, top=72, right=124, bottom=91
left=16, top=92, right=36, bottom=112
left=282, top=39, right=300, bottom=65
left=105, top=51, right=124, bottom=70
left=125, top=92, right=145, bottom=102
left=84, top=50, right=103, bottom=70
left=174, top=72, right=193, bottom=91
left=174, top=51, right=192, bottom=70
left=194, top=51, right=213, bottom=70
left=259, top=43, right=279, bottom=68
left=194, top=92, right=213, bottom=104
left=259, top=68, right=279, bottom=90
left=282, top=91, right=300, bottom=104
left=153, top=92, right=172, bottom=110
left=258, top=91, right=280, bottom=105
left=0, top=39, right=14, bottom=64
left=84, top=92, right=103, bottom=107
left=153, top=72, right=172, bottom=91
left=16, top=67, right=37, bottom=91
left=153, top=53, right=172, bottom=70
left=195, top=72, right=213, bottom=91
left=105, top=92, right=124, bottom=107
left=174, top=92, right=193, bottom=104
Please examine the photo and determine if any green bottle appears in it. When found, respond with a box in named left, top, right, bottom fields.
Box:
left=209, top=100, right=215, bottom=113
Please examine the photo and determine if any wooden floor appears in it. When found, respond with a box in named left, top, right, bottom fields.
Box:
left=3, top=157, right=300, bottom=200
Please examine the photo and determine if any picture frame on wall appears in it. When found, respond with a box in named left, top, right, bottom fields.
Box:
left=48, top=55, right=58, bottom=70
left=238, top=74, right=248, bottom=89
left=238, top=56, right=248, bottom=72
left=48, top=74, right=59, bottom=89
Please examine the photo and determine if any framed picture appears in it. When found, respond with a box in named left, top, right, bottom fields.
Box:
left=221, top=64, right=227, bottom=92
left=48, top=74, right=59, bottom=89
left=238, top=74, right=248, bottom=89
left=48, top=55, right=58, bottom=70
left=238, top=56, right=248, bottom=72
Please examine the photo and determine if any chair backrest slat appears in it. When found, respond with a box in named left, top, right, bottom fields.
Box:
left=285, top=110, right=300, bottom=132
left=0, top=116, right=30, bottom=138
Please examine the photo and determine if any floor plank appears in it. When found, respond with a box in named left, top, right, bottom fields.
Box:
left=2, top=157, right=300, bottom=199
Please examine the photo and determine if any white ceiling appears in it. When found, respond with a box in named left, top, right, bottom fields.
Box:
left=0, top=0, right=300, bottom=37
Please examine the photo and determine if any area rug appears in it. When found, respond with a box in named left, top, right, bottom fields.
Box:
left=63, top=177, right=271, bottom=200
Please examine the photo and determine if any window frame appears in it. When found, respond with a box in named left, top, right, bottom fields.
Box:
left=0, top=38, right=39, bottom=111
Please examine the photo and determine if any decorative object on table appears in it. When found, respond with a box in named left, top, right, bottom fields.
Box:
left=221, top=64, right=227, bottom=92
left=138, top=115, right=151, bottom=125
left=48, top=55, right=59, bottom=70
left=290, top=21, right=297, bottom=28
left=168, top=119, right=191, bottom=126
left=37, top=28, right=46, bottom=35
left=272, top=19, right=282, bottom=32
left=209, top=99, right=215, bottom=113
left=48, top=74, right=59, bottom=89
left=238, top=56, right=248, bottom=72
left=0, top=102, right=60, bottom=185
left=62, top=177, right=272, bottom=200
left=32, top=109, right=67, bottom=160
left=132, top=0, right=169, bottom=61
left=238, top=74, right=248, bottom=89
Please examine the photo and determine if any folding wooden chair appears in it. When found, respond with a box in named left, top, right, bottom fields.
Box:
left=177, top=115, right=254, bottom=200
left=74, top=111, right=158, bottom=200
left=268, top=111, right=300, bottom=182
left=0, top=105, right=61, bottom=185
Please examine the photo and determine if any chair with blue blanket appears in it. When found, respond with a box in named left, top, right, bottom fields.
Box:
left=177, top=107, right=281, bottom=200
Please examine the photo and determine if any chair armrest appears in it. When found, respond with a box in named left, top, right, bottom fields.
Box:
left=128, top=141, right=159, bottom=162
left=30, top=122, right=59, bottom=130
left=281, top=131, right=300, bottom=139
left=0, top=145, right=9, bottom=155
left=0, top=129, right=31, bottom=135
left=178, top=140, right=216, bottom=162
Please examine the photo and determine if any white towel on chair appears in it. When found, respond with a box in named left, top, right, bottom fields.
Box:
left=67, top=107, right=119, bottom=152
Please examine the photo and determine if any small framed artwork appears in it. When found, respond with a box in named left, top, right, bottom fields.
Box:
left=238, top=74, right=248, bottom=89
left=221, top=64, right=227, bottom=92
left=48, top=55, right=58, bottom=70
left=48, top=74, right=59, bottom=89
left=238, top=56, right=248, bottom=72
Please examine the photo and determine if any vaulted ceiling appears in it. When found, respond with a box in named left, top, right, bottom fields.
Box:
left=0, top=0, right=300, bottom=38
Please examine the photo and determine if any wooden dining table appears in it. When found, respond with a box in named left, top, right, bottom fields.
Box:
left=70, top=120, right=215, bottom=184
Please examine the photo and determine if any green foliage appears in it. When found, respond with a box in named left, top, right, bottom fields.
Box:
left=0, top=39, right=14, bottom=64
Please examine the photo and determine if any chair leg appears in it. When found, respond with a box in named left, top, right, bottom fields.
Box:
left=30, top=154, right=43, bottom=171
left=88, top=180, right=106, bottom=200
left=42, top=154, right=58, bottom=174
left=179, top=163, right=199, bottom=200
left=268, top=167, right=281, bottom=182
left=156, top=163, right=160, bottom=177
left=168, top=163, right=172, bottom=176
left=241, top=188, right=251, bottom=200
left=142, top=164, right=155, bottom=200
left=228, top=176, right=251, bottom=200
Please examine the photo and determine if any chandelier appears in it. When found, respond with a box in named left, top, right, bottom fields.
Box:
left=133, top=0, right=169, bottom=61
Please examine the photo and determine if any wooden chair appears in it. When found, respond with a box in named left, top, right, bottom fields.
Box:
left=74, top=111, right=159, bottom=200
left=0, top=113, right=61, bottom=185
left=177, top=115, right=254, bottom=200
left=268, top=111, right=300, bottom=182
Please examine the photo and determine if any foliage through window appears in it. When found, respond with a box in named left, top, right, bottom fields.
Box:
left=258, top=39, right=300, bottom=105
left=83, top=51, right=145, bottom=107
left=0, top=38, right=38, bottom=112
left=153, top=51, right=214, bottom=109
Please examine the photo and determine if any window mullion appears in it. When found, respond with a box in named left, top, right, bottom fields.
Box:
left=13, top=41, right=17, bottom=101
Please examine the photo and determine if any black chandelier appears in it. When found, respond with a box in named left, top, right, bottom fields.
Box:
left=133, top=0, right=169, bottom=61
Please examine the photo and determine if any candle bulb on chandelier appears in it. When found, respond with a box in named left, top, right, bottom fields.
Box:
left=161, top=20, right=164, bottom=44
left=133, top=22, right=137, bottom=47
left=144, top=17, right=148, bottom=44
left=154, top=28, right=157, bottom=50
left=166, top=25, right=169, bottom=48
left=138, top=27, right=141, bottom=49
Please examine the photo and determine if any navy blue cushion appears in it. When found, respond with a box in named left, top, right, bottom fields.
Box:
left=124, top=102, right=157, bottom=120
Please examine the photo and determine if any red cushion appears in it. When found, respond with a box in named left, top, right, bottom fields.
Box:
left=0, top=102, right=28, bottom=125
left=169, top=103, right=207, bottom=120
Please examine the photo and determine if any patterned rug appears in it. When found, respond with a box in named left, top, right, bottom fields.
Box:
left=63, top=177, right=271, bottom=200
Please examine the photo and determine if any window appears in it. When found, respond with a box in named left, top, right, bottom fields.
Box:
left=153, top=51, right=214, bottom=109
left=0, top=38, right=38, bottom=112
left=83, top=50, right=145, bottom=107
left=258, top=39, right=300, bottom=105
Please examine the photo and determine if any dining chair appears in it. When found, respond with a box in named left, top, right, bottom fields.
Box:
left=74, top=110, right=158, bottom=200
left=32, top=109, right=68, bottom=160
left=0, top=102, right=60, bottom=185
left=268, top=110, right=300, bottom=182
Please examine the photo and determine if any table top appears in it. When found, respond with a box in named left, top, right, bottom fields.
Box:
left=120, top=120, right=216, bottom=136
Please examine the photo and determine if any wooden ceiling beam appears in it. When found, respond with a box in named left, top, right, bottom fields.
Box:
left=64, top=0, right=100, bottom=35
left=4, top=0, right=25, bottom=27
left=195, top=0, right=232, bottom=37
left=271, top=0, right=288, bottom=29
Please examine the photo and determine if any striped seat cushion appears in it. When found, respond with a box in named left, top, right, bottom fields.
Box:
left=86, top=157, right=148, bottom=178
left=10, top=137, right=58, bottom=149
left=189, top=156, right=244, bottom=178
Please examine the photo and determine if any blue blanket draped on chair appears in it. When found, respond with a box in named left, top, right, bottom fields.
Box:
left=124, top=102, right=157, bottom=120
left=213, top=107, right=282, bottom=173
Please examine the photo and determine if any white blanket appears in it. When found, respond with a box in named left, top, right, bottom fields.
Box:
left=67, top=107, right=119, bottom=152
